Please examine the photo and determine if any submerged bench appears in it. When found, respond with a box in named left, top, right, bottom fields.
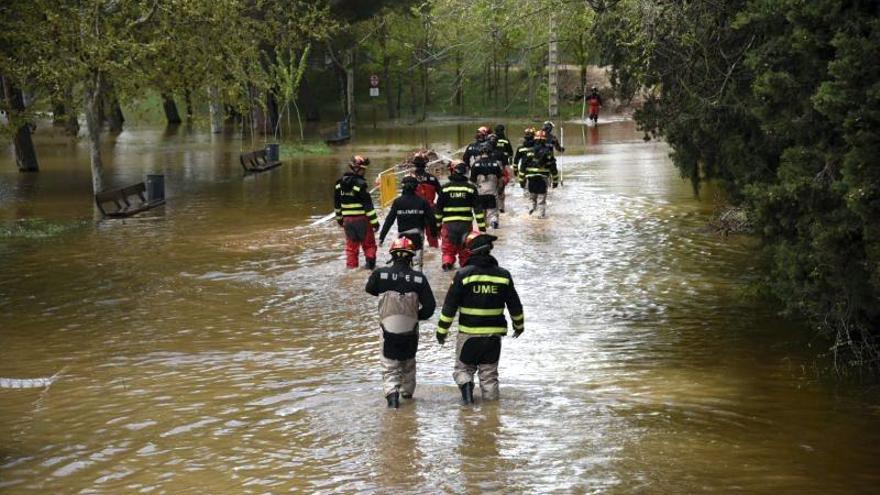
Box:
left=240, top=149, right=282, bottom=173
left=95, top=182, right=165, bottom=218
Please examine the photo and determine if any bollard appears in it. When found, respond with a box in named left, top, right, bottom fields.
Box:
left=266, top=143, right=280, bottom=162
left=146, top=174, right=165, bottom=202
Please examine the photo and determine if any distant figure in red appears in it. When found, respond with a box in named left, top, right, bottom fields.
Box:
left=334, top=155, right=380, bottom=269
left=411, top=151, right=442, bottom=248
left=587, top=86, right=603, bottom=125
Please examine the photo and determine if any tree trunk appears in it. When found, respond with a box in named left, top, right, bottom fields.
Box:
left=208, top=87, right=223, bottom=134
left=396, top=75, right=402, bottom=118
left=528, top=67, right=535, bottom=116
left=345, top=48, right=355, bottom=123
left=454, top=53, right=464, bottom=114
left=504, top=62, right=509, bottom=106
left=266, top=91, right=280, bottom=137
left=108, top=97, right=124, bottom=133
left=1, top=75, right=39, bottom=172
left=420, top=62, right=429, bottom=122
left=161, top=93, right=182, bottom=125
left=52, top=101, right=66, bottom=126
left=84, top=72, right=105, bottom=194
left=409, top=67, right=417, bottom=116
left=380, top=21, right=394, bottom=120
left=184, top=88, right=194, bottom=121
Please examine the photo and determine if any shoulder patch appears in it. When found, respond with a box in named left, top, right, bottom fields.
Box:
left=380, top=272, right=389, bottom=280
left=414, top=275, right=423, bottom=284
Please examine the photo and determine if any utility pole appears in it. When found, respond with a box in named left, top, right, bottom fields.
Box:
left=548, top=14, right=559, bottom=119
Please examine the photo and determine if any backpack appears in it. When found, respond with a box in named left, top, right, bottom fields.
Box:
left=378, top=291, right=419, bottom=334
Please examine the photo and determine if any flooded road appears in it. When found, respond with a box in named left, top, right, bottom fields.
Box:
left=2, top=121, right=879, bottom=494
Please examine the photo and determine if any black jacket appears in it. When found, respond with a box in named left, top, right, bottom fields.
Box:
left=495, top=133, right=514, bottom=161
left=379, top=192, right=439, bottom=243
left=437, top=254, right=524, bottom=336
left=462, top=140, right=483, bottom=167
left=513, top=139, right=535, bottom=177
left=470, top=156, right=503, bottom=192
left=435, top=173, right=487, bottom=231
left=334, top=172, right=379, bottom=228
left=520, top=144, right=559, bottom=188
left=365, top=261, right=436, bottom=321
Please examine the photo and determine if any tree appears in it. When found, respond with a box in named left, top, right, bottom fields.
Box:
left=595, top=0, right=880, bottom=369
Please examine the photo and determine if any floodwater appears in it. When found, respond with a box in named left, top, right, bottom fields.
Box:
left=1, top=120, right=879, bottom=494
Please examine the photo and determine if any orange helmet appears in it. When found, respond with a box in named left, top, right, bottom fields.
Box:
left=534, top=130, right=547, bottom=141
left=524, top=127, right=536, bottom=137
left=465, top=231, right=498, bottom=254
left=350, top=155, right=370, bottom=171
left=389, top=236, right=415, bottom=257
left=476, top=126, right=491, bottom=140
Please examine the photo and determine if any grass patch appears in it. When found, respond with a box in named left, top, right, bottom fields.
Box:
left=279, top=142, right=332, bottom=158
left=0, top=218, right=85, bottom=239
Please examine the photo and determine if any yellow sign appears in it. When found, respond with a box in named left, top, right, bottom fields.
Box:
left=379, top=173, right=398, bottom=207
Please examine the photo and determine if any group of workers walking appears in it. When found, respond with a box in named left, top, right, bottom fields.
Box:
left=333, top=119, right=573, bottom=408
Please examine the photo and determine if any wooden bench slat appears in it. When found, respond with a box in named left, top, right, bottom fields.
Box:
left=240, top=149, right=282, bottom=173
left=95, top=182, right=164, bottom=218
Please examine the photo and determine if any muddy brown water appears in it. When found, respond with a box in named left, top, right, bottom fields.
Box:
left=1, top=120, right=879, bottom=494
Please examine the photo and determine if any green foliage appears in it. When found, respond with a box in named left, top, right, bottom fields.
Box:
left=597, top=0, right=880, bottom=369
left=279, top=142, right=332, bottom=158
left=0, top=218, right=85, bottom=239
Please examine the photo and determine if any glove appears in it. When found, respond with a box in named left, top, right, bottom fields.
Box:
left=373, top=224, right=380, bottom=232
left=436, top=332, right=447, bottom=345
left=513, top=328, right=524, bottom=339
left=552, top=182, right=558, bottom=189
left=559, top=146, right=565, bottom=152
left=336, top=218, right=343, bottom=227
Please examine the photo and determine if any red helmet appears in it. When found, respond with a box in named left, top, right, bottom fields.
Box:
left=465, top=231, right=498, bottom=254
left=350, top=155, right=370, bottom=171
left=389, top=236, right=415, bottom=256
left=448, top=159, right=468, bottom=175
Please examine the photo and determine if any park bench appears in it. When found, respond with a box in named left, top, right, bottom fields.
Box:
left=324, top=119, right=351, bottom=145
left=240, top=149, right=282, bottom=173
left=95, top=182, right=165, bottom=218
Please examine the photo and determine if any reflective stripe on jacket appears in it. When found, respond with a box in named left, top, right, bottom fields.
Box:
left=334, top=172, right=379, bottom=227
left=437, top=254, right=524, bottom=336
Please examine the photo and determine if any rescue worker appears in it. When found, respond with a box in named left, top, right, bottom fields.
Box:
left=541, top=121, right=565, bottom=153
left=411, top=152, right=442, bottom=248
left=334, top=155, right=380, bottom=269
left=492, top=124, right=514, bottom=161
left=378, top=176, right=438, bottom=270
left=513, top=127, right=536, bottom=194
left=519, top=130, right=559, bottom=218
left=436, top=160, right=486, bottom=271
left=470, top=142, right=503, bottom=229
left=462, top=126, right=490, bottom=167
left=492, top=125, right=514, bottom=213
left=436, top=231, right=524, bottom=404
left=587, top=86, right=603, bottom=125
left=365, top=237, right=436, bottom=408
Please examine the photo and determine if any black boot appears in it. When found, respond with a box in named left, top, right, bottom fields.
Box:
left=365, top=258, right=376, bottom=270
left=386, top=392, right=400, bottom=409
left=459, top=382, right=474, bottom=405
